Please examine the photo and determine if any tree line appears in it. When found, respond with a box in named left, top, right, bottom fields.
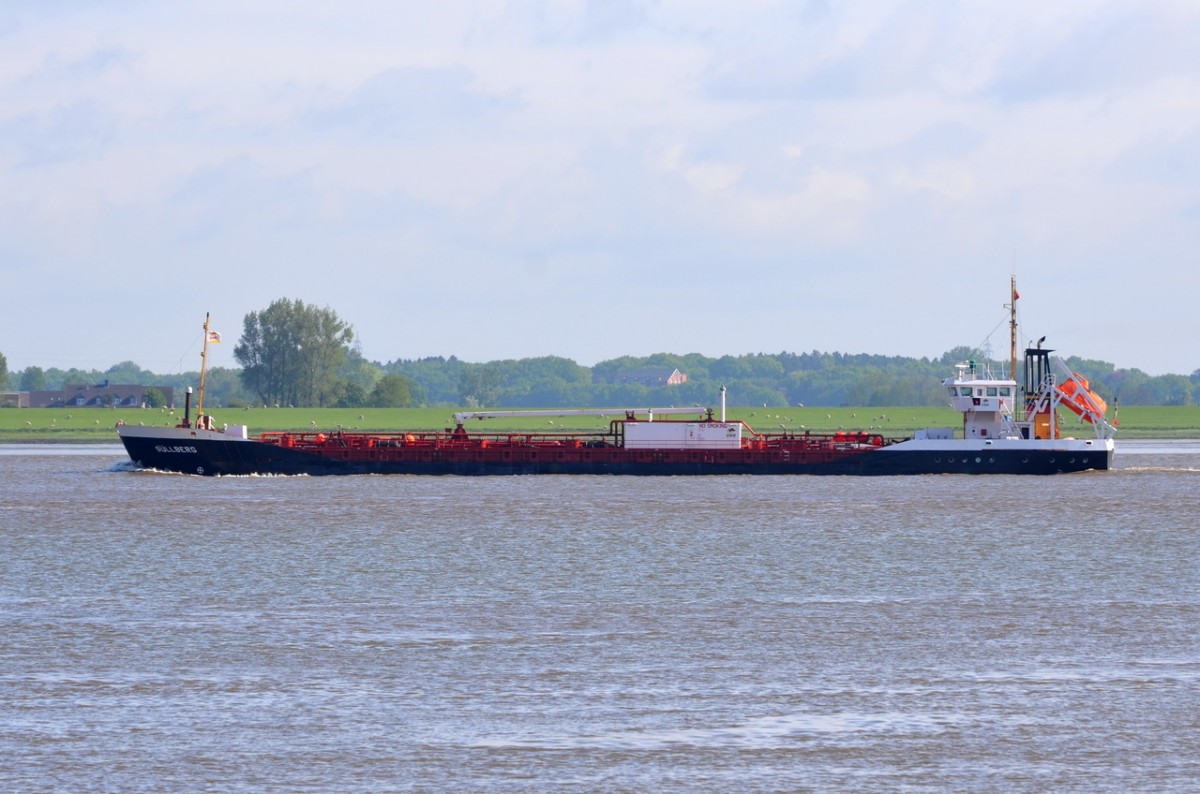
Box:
left=3, top=298, right=1199, bottom=408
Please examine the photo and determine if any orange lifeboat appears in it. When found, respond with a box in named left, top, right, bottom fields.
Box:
left=1057, top=374, right=1107, bottom=423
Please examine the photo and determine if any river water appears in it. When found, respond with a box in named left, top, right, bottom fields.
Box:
left=2, top=441, right=1198, bottom=792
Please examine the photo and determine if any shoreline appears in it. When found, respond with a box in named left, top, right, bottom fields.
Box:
left=4, top=404, right=1196, bottom=443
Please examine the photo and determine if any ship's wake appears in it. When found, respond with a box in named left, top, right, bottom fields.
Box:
left=105, top=459, right=153, bottom=474
left=1120, top=465, right=1200, bottom=475
left=105, top=460, right=307, bottom=478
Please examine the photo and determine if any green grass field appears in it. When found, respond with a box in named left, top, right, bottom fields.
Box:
left=1, top=404, right=1196, bottom=442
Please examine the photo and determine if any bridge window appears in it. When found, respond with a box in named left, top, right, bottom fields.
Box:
left=999, top=387, right=1012, bottom=396
left=986, top=387, right=998, bottom=396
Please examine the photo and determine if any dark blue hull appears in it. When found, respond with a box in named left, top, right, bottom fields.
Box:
left=119, top=433, right=1113, bottom=476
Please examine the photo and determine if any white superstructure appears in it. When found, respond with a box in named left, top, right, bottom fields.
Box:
left=945, top=362, right=1020, bottom=440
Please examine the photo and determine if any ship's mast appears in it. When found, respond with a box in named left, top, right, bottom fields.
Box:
left=1009, top=275, right=1019, bottom=381
left=197, top=313, right=211, bottom=421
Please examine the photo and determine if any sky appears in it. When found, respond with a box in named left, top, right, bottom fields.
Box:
left=2, top=1, right=1198, bottom=377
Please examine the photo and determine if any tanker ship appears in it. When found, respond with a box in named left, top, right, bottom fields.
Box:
left=117, top=290, right=1116, bottom=477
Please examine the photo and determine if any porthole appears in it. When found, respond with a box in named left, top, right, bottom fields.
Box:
left=975, top=457, right=982, bottom=463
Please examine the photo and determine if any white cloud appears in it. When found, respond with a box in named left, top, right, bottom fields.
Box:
left=1, top=1, right=1198, bottom=374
